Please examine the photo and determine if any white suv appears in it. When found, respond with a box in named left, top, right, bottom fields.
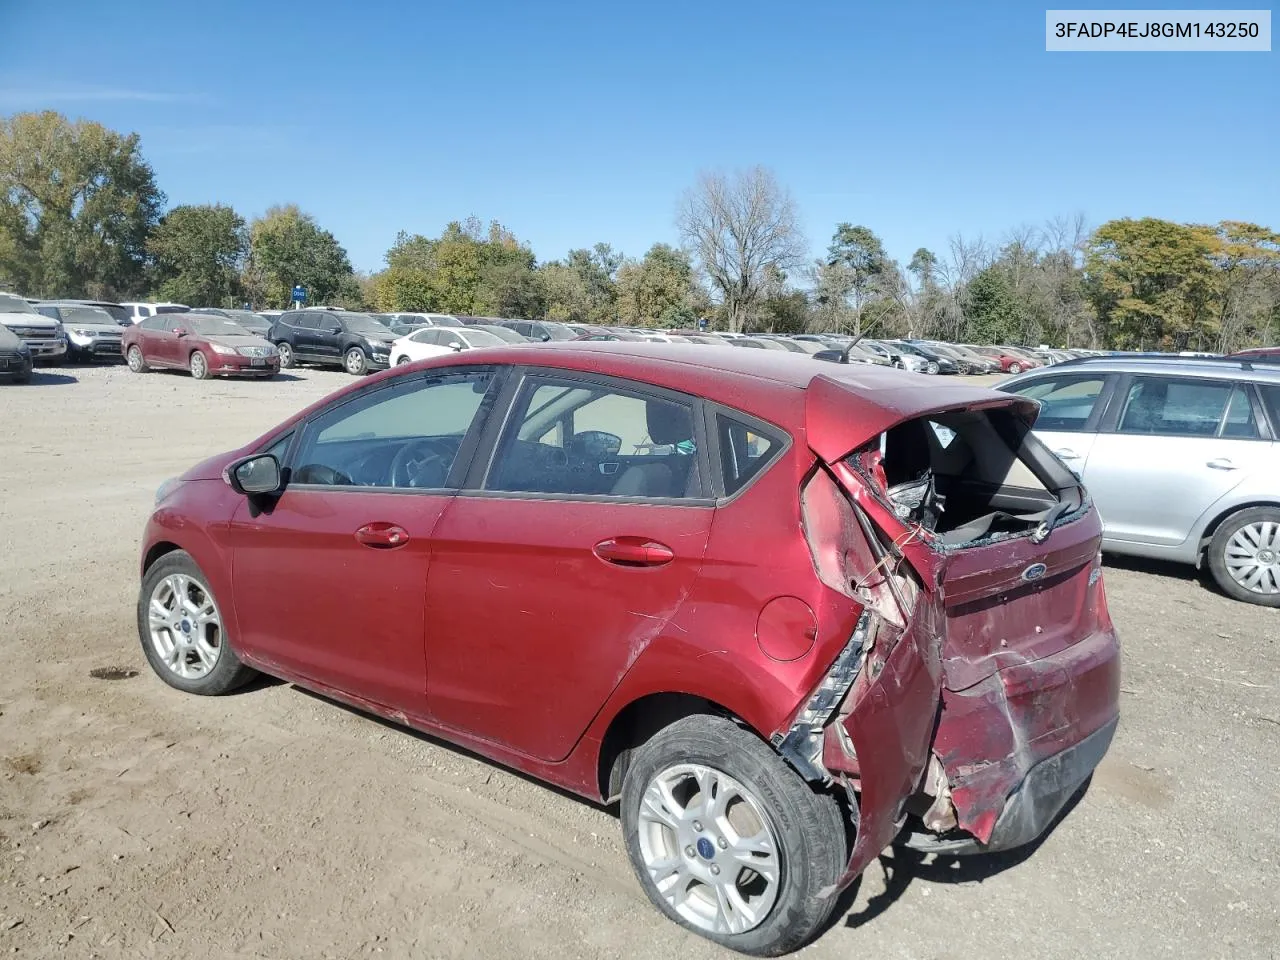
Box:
left=120, top=301, right=190, bottom=324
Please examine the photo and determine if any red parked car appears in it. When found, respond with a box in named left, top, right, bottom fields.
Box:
left=1229, top=346, right=1280, bottom=361
left=968, top=344, right=1042, bottom=374
left=123, top=312, right=280, bottom=379
left=137, top=345, right=1119, bottom=954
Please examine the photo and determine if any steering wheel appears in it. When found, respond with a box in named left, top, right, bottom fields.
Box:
left=389, top=438, right=451, bottom=488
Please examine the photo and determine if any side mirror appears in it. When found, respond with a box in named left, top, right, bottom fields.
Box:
left=540, top=334, right=552, bottom=342
left=449, top=342, right=464, bottom=352
left=329, top=326, right=342, bottom=335
left=224, top=454, right=282, bottom=496
left=173, top=327, right=186, bottom=336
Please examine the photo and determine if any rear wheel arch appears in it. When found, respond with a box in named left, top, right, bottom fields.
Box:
left=1196, top=499, right=1280, bottom=556
left=597, top=692, right=745, bottom=802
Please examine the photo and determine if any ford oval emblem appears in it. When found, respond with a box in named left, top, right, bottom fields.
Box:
left=1021, top=562, right=1048, bottom=582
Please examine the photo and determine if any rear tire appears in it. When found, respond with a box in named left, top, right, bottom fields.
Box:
left=1207, top=507, right=1280, bottom=607
left=276, top=342, right=295, bottom=368
left=137, top=551, right=257, bottom=695
left=620, top=715, right=846, bottom=956
left=126, top=345, right=149, bottom=373
left=1008, top=362, right=1023, bottom=374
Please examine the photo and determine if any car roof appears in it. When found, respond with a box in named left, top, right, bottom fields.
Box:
left=1016, top=355, right=1280, bottom=383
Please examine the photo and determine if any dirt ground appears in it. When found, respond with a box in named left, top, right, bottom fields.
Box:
left=1, top=362, right=1277, bottom=959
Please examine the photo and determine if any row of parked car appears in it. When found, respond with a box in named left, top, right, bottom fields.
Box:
left=3, top=292, right=1275, bottom=386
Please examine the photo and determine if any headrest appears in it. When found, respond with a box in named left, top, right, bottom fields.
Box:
left=648, top=400, right=693, bottom=446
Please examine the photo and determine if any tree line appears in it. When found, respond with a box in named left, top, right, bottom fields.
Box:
left=2, top=112, right=1276, bottom=350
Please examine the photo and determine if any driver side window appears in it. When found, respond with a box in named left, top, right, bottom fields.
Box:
left=291, top=371, right=494, bottom=488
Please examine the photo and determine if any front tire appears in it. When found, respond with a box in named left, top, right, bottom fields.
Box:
left=1207, top=507, right=1280, bottom=606
left=137, top=551, right=257, bottom=694
left=621, top=715, right=846, bottom=956
left=344, top=346, right=369, bottom=375
left=189, top=351, right=210, bottom=380
left=126, top=345, right=149, bottom=373
left=926, top=361, right=939, bottom=375
left=395, top=355, right=411, bottom=366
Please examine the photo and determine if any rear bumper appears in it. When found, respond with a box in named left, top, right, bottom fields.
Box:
left=918, top=626, right=1121, bottom=851
left=981, top=716, right=1116, bottom=851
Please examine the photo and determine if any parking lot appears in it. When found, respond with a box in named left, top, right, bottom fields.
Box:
left=1, top=364, right=1277, bottom=959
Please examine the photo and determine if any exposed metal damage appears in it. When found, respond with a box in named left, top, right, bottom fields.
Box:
left=780, top=402, right=1120, bottom=885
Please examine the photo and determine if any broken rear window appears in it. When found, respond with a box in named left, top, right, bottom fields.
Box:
left=852, top=407, right=1084, bottom=548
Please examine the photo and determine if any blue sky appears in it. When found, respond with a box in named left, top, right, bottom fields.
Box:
left=1, top=0, right=1276, bottom=277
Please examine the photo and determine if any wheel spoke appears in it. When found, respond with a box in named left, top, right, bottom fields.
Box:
left=149, top=597, right=171, bottom=623
left=192, top=633, right=219, bottom=670
left=640, top=782, right=685, bottom=833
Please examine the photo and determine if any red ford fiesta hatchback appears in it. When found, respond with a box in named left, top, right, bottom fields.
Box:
left=137, top=343, right=1120, bottom=955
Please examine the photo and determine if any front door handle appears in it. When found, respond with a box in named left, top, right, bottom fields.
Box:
left=355, top=522, right=410, bottom=549
left=1053, top=448, right=1080, bottom=460
left=593, top=537, right=674, bottom=567
left=1206, top=458, right=1238, bottom=471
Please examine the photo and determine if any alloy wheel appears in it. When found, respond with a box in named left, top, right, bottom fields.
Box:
left=345, top=348, right=367, bottom=375
left=1224, top=521, right=1280, bottom=596
left=190, top=352, right=208, bottom=379
left=127, top=346, right=145, bottom=372
left=636, top=763, right=782, bottom=936
left=146, top=573, right=223, bottom=680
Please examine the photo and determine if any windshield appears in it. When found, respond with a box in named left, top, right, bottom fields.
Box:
left=189, top=317, right=252, bottom=337
left=460, top=329, right=506, bottom=347
left=473, top=325, right=524, bottom=342
left=61, top=306, right=117, bottom=325
left=339, top=313, right=392, bottom=335
left=0, top=294, right=38, bottom=314
left=432, top=315, right=464, bottom=327
left=892, top=341, right=928, bottom=357
left=540, top=322, right=577, bottom=341
left=223, top=310, right=268, bottom=328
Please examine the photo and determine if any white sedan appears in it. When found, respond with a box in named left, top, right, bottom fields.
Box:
left=390, top=326, right=509, bottom=365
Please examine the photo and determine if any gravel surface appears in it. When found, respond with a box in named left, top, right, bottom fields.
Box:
left=0, top=363, right=1276, bottom=959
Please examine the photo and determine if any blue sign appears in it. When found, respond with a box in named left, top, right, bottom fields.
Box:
left=291, top=285, right=307, bottom=303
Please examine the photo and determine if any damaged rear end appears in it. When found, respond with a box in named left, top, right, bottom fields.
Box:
left=785, top=375, right=1121, bottom=888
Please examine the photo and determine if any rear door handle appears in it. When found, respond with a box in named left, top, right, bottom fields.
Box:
left=355, top=522, right=410, bottom=549
left=593, top=537, right=674, bottom=567
left=1206, top=458, right=1238, bottom=471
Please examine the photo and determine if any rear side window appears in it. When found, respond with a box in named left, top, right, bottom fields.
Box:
left=1007, top=376, right=1107, bottom=432
left=717, top=414, right=784, bottom=496
left=1118, top=377, right=1252, bottom=438
left=486, top=376, right=701, bottom=499
left=139, top=315, right=171, bottom=331
left=1260, top=385, right=1280, bottom=430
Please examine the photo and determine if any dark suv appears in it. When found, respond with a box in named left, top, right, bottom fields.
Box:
left=268, top=310, right=398, bottom=375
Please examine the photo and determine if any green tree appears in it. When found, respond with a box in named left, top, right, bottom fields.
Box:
left=1085, top=218, right=1220, bottom=350
left=247, top=205, right=357, bottom=308
left=147, top=203, right=248, bottom=306
left=541, top=244, right=619, bottom=323
left=0, top=111, right=163, bottom=298
left=962, top=266, right=1025, bottom=344
left=371, top=218, right=539, bottom=316
left=615, top=243, right=701, bottom=327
